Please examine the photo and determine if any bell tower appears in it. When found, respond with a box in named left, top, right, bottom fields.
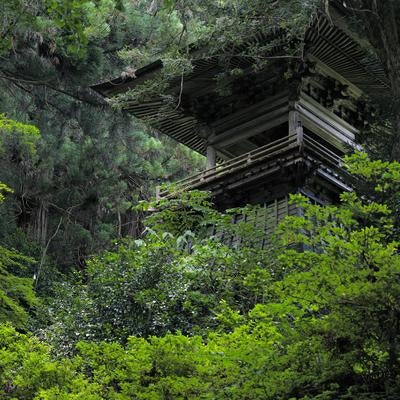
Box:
left=93, top=11, right=385, bottom=226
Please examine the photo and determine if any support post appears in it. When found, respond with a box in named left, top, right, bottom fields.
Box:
left=206, top=145, right=216, bottom=169
left=289, top=109, right=303, bottom=147
left=199, top=123, right=216, bottom=171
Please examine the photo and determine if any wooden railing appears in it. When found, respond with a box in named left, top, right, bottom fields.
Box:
left=157, top=133, right=347, bottom=199
left=303, top=134, right=345, bottom=169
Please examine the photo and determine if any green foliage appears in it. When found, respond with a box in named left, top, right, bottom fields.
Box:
left=44, top=193, right=273, bottom=349
left=0, top=0, right=207, bottom=281
left=345, top=151, right=400, bottom=235
left=31, top=156, right=400, bottom=398
left=140, top=189, right=218, bottom=236
left=0, top=0, right=115, bottom=59
left=0, top=183, right=12, bottom=203
left=0, top=324, right=100, bottom=399
left=112, top=0, right=319, bottom=106
left=0, top=246, right=37, bottom=329
left=0, top=121, right=38, bottom=329
left=0, top=114, right=40, bottom=137
left=270, top=191, right=400, bottom=397
left=0, top=113, right=40, bottom=158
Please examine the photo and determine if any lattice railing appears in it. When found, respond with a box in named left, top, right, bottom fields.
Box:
left=157, top=133, right=347, bottom=199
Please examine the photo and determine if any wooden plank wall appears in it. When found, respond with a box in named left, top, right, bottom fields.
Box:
left=211, top=196, right=298, bottom=249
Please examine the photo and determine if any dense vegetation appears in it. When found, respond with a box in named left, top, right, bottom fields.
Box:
left=3, top=159, right=400, bottom=399
left=1, top=0, right=400, bottom=399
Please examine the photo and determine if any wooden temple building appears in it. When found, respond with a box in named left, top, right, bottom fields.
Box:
left=93, top=6, right=387, bottom=227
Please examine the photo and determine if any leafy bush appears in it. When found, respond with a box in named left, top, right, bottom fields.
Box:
left=44, top=192, right=274, bottom=348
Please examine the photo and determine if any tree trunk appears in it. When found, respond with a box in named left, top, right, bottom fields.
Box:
left=33, top=200, right=49, bottom=247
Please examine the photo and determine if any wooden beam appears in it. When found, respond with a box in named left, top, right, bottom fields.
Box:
left=211, top=92, right=288, bottom=132
left=295, top=95, right=360, bottom=152
left=210, top=109, right=288, bottom=147
left=298, top=93, right=358, bottom=137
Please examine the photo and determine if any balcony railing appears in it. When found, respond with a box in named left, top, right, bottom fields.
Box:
left=157, top=133, right=347, bottom=200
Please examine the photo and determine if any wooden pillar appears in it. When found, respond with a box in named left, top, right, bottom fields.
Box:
left=198, top=123, right=216, bottom=169
left=289, top=109, right=303, bottom=146
left=206, top=145, right=216, bottom=169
